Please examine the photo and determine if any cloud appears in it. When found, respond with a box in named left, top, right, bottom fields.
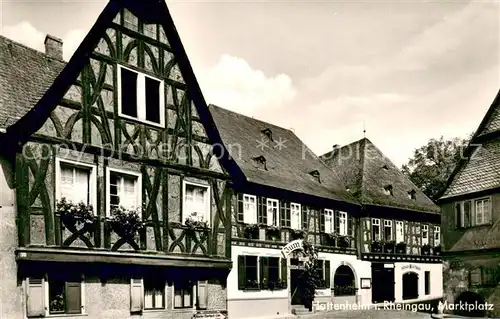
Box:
left=197, top=54, right=297, bottom=116
left=0, top=21, right=85, bottom=60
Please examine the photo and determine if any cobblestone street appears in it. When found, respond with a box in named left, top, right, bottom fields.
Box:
left=299, top=309, right=432, bottom=319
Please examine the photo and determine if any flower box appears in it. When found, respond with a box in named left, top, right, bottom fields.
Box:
left=243, top=224, right=260, bottom=240
left=109, top=206, right=144, bottom=240
left=396, top=242, right=407, bottom=254
left=370, top=240, right=382, bottom=253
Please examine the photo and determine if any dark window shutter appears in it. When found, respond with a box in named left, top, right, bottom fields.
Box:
left=335, top=211, right=340, bottom=234
left=145, top=77, right=161, bottom=123
left=65, top=280, right=82, bottom=314
left=120, top=67, right=138, bottom=118
left=325, top=261, right=331, bottom=288
left=285, top=203, right=291, bottom=227
left=258, top=197, right=267, bottom=224
left=280, top=200, right=286, bottom=226
left=302, top=206, right=308, bottom=230
left=238, top=256, right=246, bottom=290
left=281, top=258, right=287, bottom=288
left=464, top=201, right=471, bottom=227
left=197, top=281, right=208, bottom=310
left=130, top=278, right=143, bottom=312
left=260, top=257, right=269, bottom=289
left=320, top=210, right=325, bottom=232
left=455, top=203, right=462, bottom=228
left=26, top=277, right=45, bottom=317
left=237, top=194, right=244, bottom=222
left=348, top=215, right=354, bottom=236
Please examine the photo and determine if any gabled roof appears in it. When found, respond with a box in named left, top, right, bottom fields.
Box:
left=208, top=104, right=359, bottom=205
left=0, top=35, right=65, bottom=129
left=0, top=0, right=244, bottom=180
left=440, top=89, right=500, bottom=200
left=320, top=138, right=440, bottom=214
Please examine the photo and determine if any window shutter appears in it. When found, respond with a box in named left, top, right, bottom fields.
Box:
left=335, top=211, right=340, bottom=234
left=281, top=258, right=287, bottom=288
left=260, top=257, right=269, bottom=289
left=26, top=278, right=45, bottom=318
left=238, top=256, right=246, bottom=290
left=320, top=210, right=325, bottom=232
left=257, top=197, right=267, bottom=224
left=302, top=207, right=308, bottom=230
left=325, top=261, right=331, bottom=288
left=280, top=200, right=286, bottom=227
left=65, top=281, right=82, bottom=314
left=348, top=215, right=353, bottom=237
left=130, top=278, right=143, bottom=313
left=197, top=281, right=208, bottom=310
left=464, top=201, right=471, bottom=227
left=237, top=194, right=244, bottom=222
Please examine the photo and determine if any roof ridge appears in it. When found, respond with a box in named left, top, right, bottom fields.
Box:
left=0, top=34, right=67, bottom=64
left=359, top=137, right=368, bottom=203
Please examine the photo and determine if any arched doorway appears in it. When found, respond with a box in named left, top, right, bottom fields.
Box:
left=334, top=265, right=356, bottom=296
left=454, top=291, right=486, bottom=317
left=402, top=272, right=419, bottom=300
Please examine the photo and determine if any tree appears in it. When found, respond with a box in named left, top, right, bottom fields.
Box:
left=401, top=135, right=471, bottom=201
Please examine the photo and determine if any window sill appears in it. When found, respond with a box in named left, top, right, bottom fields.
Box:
left=144, top=308, right=168, bottom=312
left=47, top=313, right=87, bottom=317
left=119, top=114, right=165, bottom=129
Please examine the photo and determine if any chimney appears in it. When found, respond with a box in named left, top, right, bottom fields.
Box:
left=44, top=35, right=63, bottom=60
left=332, top=144, right=340, bottom=149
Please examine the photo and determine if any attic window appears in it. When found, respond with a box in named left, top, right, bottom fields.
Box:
left=382, top=164, right=389, bottom=170
left=309, top=170, right=321, bottom=183
left=408, top=190, right=416, bottom=200
left=261, top=128, right=273, bottom=141
left=253, top=156, right=267, bottom=170
left=346, top=186, right=351, bottom=192
left=383, top=185, right=393, bottom=196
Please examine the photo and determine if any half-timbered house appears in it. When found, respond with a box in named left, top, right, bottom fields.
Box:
left=320, top=138, right=443, bottom=306
left=438, top=90, right=500, bottom=318
left=0, top=1, right=243, bottom=318
left=209, top=105, right=373, bottom=318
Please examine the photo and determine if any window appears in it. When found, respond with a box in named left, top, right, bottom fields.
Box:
left=372, top=218, right=380, bottom=241
left=261, top=128, right=273, bottom=141
left=280, top=201, right=291, bottom=227
left=118, top=65, right=165, bottom=127
left=396, top=221, right=404, bottom=243
left=475, top=198, right=491, bottom=226
left=183, top=181, right=210, bottom=225
left=464, top=201, right=471, bottom=227
left=259, top=257, right=281, bottom=289
left=144, top=278, right=165, bottom=310
left=424, top=271, right=430, bottom=295
left=422, top=225, right=429, bottom=245
left=238, top=255, right=259, bottom=289
left=455, top=202, right=463, bottom=228
left=383, top=185, right=393, bottom=196
left=334, top=265, right=356, bottom=296
left=434, top=226, right=440, bottom=246
left=243, top=194, right=257, bottom=224
left=106, top=168, right=141, bottom=217
left=174, top=281, right=193, bottom=309
left=47, top=274, right=83, bottom=315
left=253, top=156, right=267, bottom=170
left=384, top=220, right=392, bottom=241
left=290, top=203, right=301, bottom=230
left=324, top=209, right=334, bottom=233
left=55, top=159, right=96, bottom=209
left=315, top=260, right=331, bottom=289
left=408, top=190, right=416, bottom=200
left=335, top=211, right=348, bottom=235
left=266, top=199, right=279, bottom=227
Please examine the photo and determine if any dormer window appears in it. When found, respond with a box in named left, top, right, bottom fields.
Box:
left=383, top=185, right=393, bottom=196
left=346, top=186, right=351, bottom=192
left=261, top=128, right=273, bottom=141
left=382, top=164, right=389, bottom=170
left=309, top=170, right=321, bottom=183
left=408, top=190, right=416, bottom=200
left=253, top=156, right=267, bottom=170
left=118, top=65, right=165, bottom=127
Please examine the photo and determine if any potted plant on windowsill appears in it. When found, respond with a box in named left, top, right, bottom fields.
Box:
left=109, top=206, right=144, bottom=240
left=337, top=235, right=350, bottom=249
left=184, top=212, right=209, bottom=232
left=433, top=245, right=441, bottom=256
left=396, top=242, right=407, bottom=254
left=55, top=197, right=95, bottom=230
left=243, top=223, right=260, bottom=239
left=290, top=229, right=306, bottom=240
left=268, top=279, right=286, bottom=291
left=265, top=225, right=281, bottom=241
left=383, top=240, right=396, bottom=253
left=421, top=244, right=431, bottom=255
left=370, top=240, right=382, bottom=253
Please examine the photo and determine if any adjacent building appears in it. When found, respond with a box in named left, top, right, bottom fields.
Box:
left=438, top=90, right=500, bottom=317
left=320, top=138, right=442, bottom=306
left=0, top=0, right=242, bottom=318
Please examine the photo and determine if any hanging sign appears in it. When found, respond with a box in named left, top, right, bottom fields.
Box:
left=282, top=239, right=304, bottom=258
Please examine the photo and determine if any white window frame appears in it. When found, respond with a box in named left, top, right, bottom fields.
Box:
left=338, top=211, right=348, bottom=235
left=43, top=275, right=86, bottom=316
left=396, top=221, right=404, bottom=243
left=117, top=64, right=165, bottom=128
left=324, top=209, right=334, bottom=233
left=474, top=197, right=491, bottom=226
left=290, top=203, right=302, bottom=230
left=434, top=226, right=440, bottom=245
left=105, top=167, right=142, bottom=217
left=182, top=180, right=211, bottom=226
left=383, top=220, right=393, bottom=241
left=372, top=218, right=380, bottom=241
left=172, top=281, right=197, bottom=310
left=422, top=224, right=429, bottom=245
left=143, top=277, right=166, bottom=310
left=243, top=194, right=257, bottom=224
left=266, top=198, right=279, bottom=227
left=55, top=158, right=97, bottom=213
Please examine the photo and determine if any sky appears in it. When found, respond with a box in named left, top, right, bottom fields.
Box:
left=0, top=0, right=499, bottom=167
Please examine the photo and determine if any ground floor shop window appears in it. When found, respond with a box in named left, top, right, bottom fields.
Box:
left=402, top=272, right=419, bottom=300
left=333, top=265, right=356, bottom=296
left=238, top=255, right=287, bottom=290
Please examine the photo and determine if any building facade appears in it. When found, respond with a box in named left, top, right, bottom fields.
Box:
left=320, top=139, right=443, bottom=307
left=0, top=1, right=242, bottom=318
left=438, top=90, right=500, bottom=317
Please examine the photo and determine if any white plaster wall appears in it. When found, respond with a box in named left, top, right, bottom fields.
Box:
left=394, top=262, right=443, bottom=303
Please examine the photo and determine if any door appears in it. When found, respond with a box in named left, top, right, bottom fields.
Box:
left=290, top=268, right=303, bottom=305
left=371, top=263, right=395, bottom=303
left=402, top=272, right=419, bottom=300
